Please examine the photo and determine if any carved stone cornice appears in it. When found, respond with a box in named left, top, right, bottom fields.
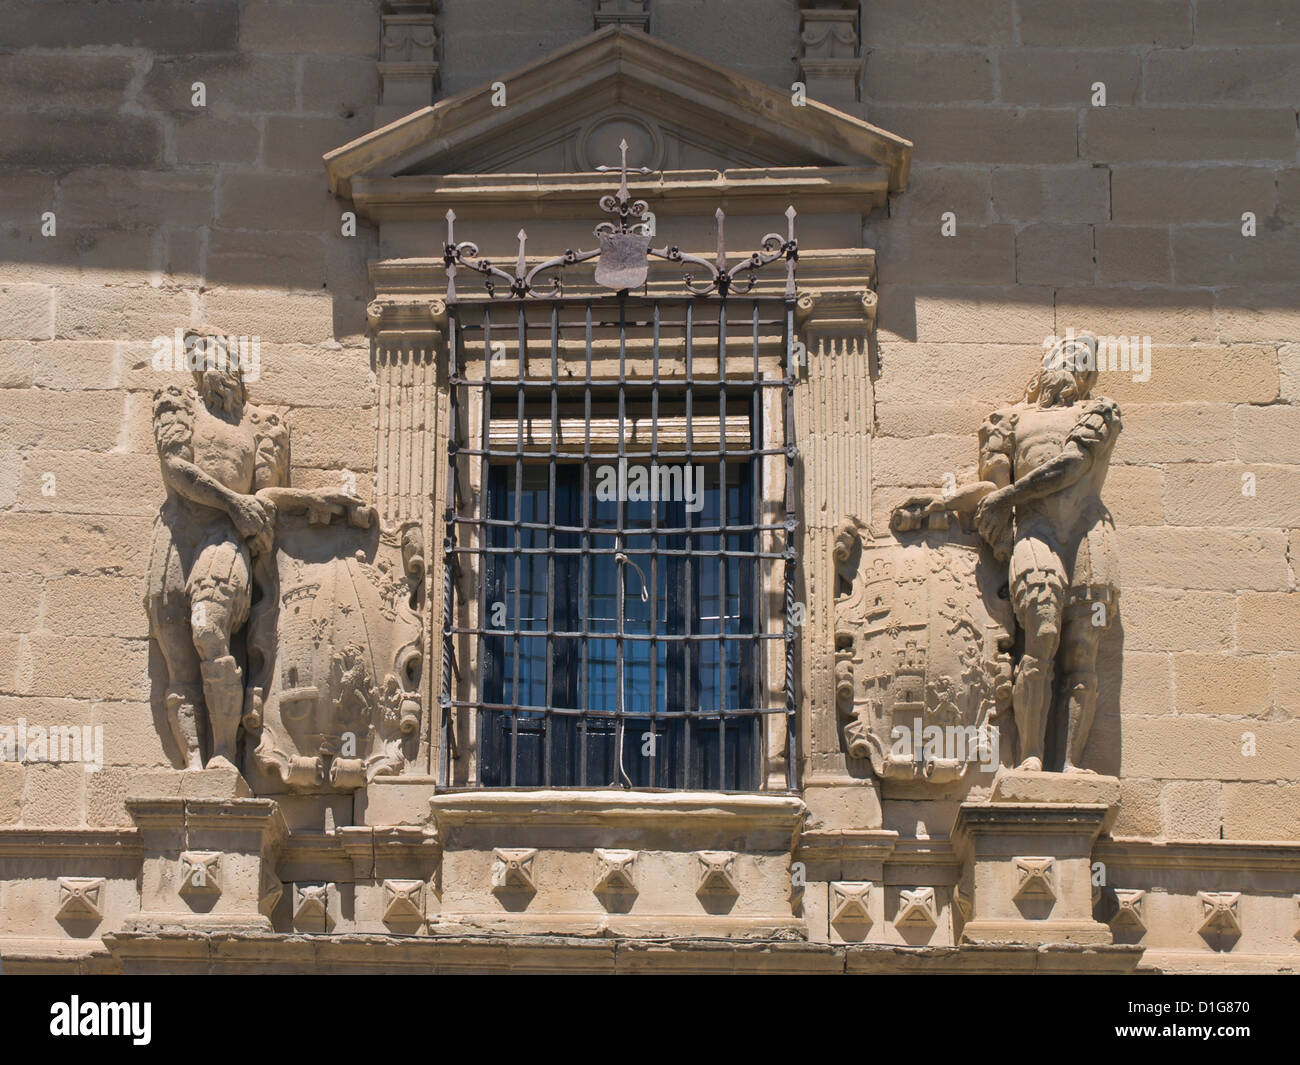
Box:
left=0, top=828, right=142, bottom=861
left=346, top=167, right=896, bottom=223
left=1096, top=837, right=1300, bottom=873
left=430, top=790, right=806, bottom=837
left=326, top=27, right=911, bottom=205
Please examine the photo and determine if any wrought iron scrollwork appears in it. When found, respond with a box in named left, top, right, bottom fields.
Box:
left=442, top=138, right=797, bottom=301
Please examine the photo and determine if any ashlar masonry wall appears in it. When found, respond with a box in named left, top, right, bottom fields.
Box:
left=0, top=0, right=1297, bottom=852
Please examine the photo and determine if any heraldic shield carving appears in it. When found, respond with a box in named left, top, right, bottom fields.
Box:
left=833, top=517, right=1014, bottom=783
left=243, top=516, right=425, bottom=793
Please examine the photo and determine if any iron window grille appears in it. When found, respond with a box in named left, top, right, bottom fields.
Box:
left=439, top=151, right=799, bottom=791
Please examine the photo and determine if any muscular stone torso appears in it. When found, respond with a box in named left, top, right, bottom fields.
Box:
left=1012, top=403, right=1113, bottom=543
left=190, top=402, right=257, bottom=497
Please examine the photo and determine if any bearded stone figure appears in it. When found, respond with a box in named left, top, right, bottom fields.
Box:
left=145, top=327, right=369, bottom=771
left=892, top=334, right=1122, bottom=774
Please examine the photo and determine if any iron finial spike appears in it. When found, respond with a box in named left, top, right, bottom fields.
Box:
left=715, top=207, right=726, bottom=271
left=786, top=204, right=796, bottom=241
left=516, top=228, right=527, bottom=279
left=445, top=208, right=455, bottom=244
left=617, top=138, right=630, bottom=203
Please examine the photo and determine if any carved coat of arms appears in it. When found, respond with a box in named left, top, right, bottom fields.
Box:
left=833, top=518, right=1013, bottom=783
left=243, top=518, right=425, bottom=792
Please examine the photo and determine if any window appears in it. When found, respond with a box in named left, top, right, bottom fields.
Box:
left=438, top=208, right=800, bottom=792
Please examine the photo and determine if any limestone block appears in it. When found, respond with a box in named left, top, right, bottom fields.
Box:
left=999, top=50, right=1139, bottom=106
left=863, top=51, right=991, bottom=103
left=1016, top=223, right=1095, bottom=285
left=1095, top=226, right=1172, bottom=284
left=990, top=769, right=1121, bottom=808
left=1196, top=0, right=1300, bottom=43
left=0, top=285, right=54, bottom=341
left=1214, top=287, right=1300, bottom=344
left=992, top=165, right=1110, bottom=225
left=860, top=0, right=1016, bottom=48
left=867, top=106, right=1077, bottom=165
left=1111, top=165, right=1278, bottom=224
left=1083, top=108, right=1297, bottom=163
left=1017, top=0, right=1192, bottom=46
left=1173, top=655, right=1272, bottom=716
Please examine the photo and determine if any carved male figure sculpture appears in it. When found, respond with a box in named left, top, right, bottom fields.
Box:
left=893, top=335, right=1121, bottom=773
left=146, top=328, right=366, bottom=770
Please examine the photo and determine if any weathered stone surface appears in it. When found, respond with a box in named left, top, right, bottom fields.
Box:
left=990, top=768, right=1121, bottom=806
left=0, top=0, right=1296, bottom=976
left=1017, top=0, right=1192, bottom=47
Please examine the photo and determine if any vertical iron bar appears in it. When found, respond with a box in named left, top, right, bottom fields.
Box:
left=510, top=305, right=524, bottom=785
left=784, top=299, right=799, bottom=791
left=649, top=299, right=660, bottom=787
left=441, top=305, right=459, bottom=788
left=476, top=306, right=494, bottom=786
left=545, top=302, right=558, bottom=787
left=751, top=299, right=762, bottom=787
left=716, top=299, right=727, bottom=790
left=683, top=300, right=693, bottom=789
left=580, top=301, right=593, bottom=785
left=615, top=298, right=627, bottom=786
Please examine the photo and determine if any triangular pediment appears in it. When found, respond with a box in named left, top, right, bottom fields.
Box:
left=325, top=26, right=910, bottom=219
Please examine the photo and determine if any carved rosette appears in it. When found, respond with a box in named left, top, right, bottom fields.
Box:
left=833, top=516, right=1014, bottom=784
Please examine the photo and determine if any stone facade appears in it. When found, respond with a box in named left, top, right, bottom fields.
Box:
left=1, top=0, right=1298, bottom=975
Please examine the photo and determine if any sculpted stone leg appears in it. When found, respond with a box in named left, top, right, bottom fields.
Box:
left=1010, top=578, right=1064, bottom=772
left=200, top=655, right=243, bottom=768
left=191, top=594, right=245, bottom=769
left=153, top=616, right=205, bottom=769
left=1061, top=600, right=1105, bottom=773
left=165, top=686, right=204, bottom=770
